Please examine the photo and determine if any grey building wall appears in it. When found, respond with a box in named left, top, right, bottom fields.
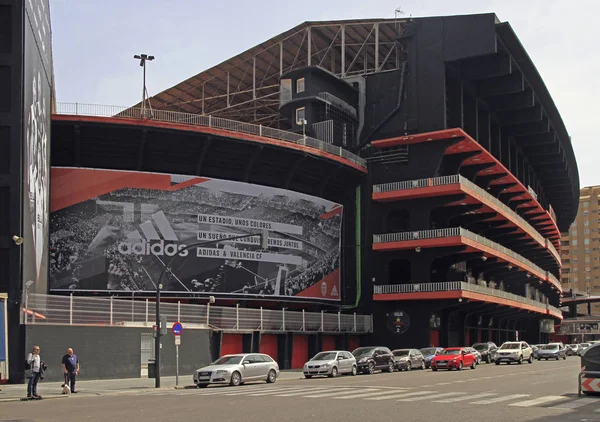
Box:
left=25, top=325, right=213, bottom=382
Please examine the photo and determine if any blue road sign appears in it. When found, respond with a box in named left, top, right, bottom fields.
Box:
left=172, top=322, right=183, bottom=335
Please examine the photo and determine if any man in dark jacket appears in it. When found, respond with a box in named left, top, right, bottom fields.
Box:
left=61, top=348, right=80, bottom=393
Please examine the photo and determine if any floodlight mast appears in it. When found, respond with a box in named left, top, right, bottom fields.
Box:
left=134, top=54, right=155, bottom=118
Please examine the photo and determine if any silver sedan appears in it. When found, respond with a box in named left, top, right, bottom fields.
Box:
left=303, top=350, right=357, bottom=378
left=193, top=353, right=280, bottom=387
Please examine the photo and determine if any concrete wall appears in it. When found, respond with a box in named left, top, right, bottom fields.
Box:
left=25, top=325, right=213, bottom=382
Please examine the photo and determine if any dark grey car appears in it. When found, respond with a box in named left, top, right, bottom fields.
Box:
left=392, top=349, right=425, bottom=371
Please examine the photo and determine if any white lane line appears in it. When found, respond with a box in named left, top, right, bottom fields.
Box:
left=249, top=387, right=315, bottom=397
left=332, top=390, right=384, bottom=400
left=221, top=386, right=286, bottom=396
left=471, top=394, right=530, bottom=404
left=365, top=390, right=434, bottom=401
left=398, top=392, right=459, bottom=402
left=435, top=392, right=496, bottom=403
left=550, top=397, right=598, bottom=409
left=301, top=389, right=358, bottom=398
left=275, top=388, right=334, bottom=397
left=510, top=396, right=567, bottom=407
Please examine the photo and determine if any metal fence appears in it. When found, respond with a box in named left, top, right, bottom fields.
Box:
left=373, top=227, right=561, bottom=291
left=54, top=102, right=367, bottom=168
left=373, top=282, right=561, bottom=315
left=372, top=174, right=560, bottom=264
left=23, top=293, right=373, bottom=334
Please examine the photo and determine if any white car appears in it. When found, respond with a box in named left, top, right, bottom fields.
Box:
left=495, top=341, right=534, bottom=365
left=303, top=350, right=357, bottom=378
left=193, top=353, right=279, bottom=387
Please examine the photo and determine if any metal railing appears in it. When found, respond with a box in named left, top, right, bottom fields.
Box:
left=316, top=92, right=358, bottom=117
left=54, top=102, right=367, bottom=168
left=373, top=174, right=561, bottom=264
left=373, top=282, right=562, bottom=315
left=23, top=293, right=373, bottom=333
left=373, top=227, right=561, bottom=290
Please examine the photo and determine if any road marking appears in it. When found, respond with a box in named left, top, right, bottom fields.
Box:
left=550, top=397, right=598, bottom=409
left=434, top=392, right=496, bottom=403
left=332, top=390, right=384, bottom=400
left=275, top=388, right=333, bottom=397
left=471, top=394, right=530, bottom=404
left=250, top=387, right=315, bottom=396
left=510, top=396, right=566, bottom=407
left=221, top=386, right=287, bottom=396
left=301, top=389, right=357, bottom=398
left=365, top=390, right=434, bottom=401
left=398, top=392, right=460, bottom=402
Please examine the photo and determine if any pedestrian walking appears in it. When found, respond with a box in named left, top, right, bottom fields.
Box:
left=61, top=348, right=80, bottom=393
left=25, top=345, right=42, bottom=399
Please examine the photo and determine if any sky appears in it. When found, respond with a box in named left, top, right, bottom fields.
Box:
left=49, top=0, right=599, bottom=188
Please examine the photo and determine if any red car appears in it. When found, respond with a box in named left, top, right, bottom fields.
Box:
left=431, top=347, right=476, bottom=371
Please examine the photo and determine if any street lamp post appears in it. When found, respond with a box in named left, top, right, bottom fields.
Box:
left=134, top=53, right=154, bottom=118
left=153, top=231, right=267, bottom=388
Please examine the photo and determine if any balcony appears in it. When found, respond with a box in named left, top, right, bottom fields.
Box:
left=373, top=227, right=561, bottom=291
left=373, top=281, right=562, bottom=319
left=373, top=174, right=561, bottom=265
left=371, top=128, right=560, bottom=245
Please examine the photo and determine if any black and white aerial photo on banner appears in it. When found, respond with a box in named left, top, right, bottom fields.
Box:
left=49, top=168, right=342, bottom=300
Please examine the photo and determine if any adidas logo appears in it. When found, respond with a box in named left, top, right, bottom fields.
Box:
left=330, top=285, right=338, bottom=296
left=118, top=211, right=189, bottom=257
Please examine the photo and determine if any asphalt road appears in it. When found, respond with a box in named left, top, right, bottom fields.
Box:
left=2, top=358, right=597, bottom=422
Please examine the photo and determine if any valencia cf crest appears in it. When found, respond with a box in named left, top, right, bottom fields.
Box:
left=386, top=310, right=410, bottom=334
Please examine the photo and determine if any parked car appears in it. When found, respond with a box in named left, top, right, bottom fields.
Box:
left=431, top=347, right=477, bottom=371
left=495, top=341, right=533, bottom=365
left=193, top=353, right=279, bottom=388
left=303, top=351, right=357, bottom=378
left=472, top=342, right=498, bottom=363
left=392, top=349, right=425, bottom=371
left=420, top=347, right=444, bottom=368
left=579, top=343, right=591, bottom=356
left=566, top=344, right=579, bottom=356
left=352, top=346, right=395, bottom=374
left=532, top=344, right=546, bottom=359
left=466, top=347, right=482, bottom=365
left=537, top=343, right=567, bottom=360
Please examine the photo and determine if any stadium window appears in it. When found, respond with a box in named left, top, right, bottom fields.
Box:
left=586, top=238, right=591, bottom=245
left=586, top=248, right=591, bottom=254
left=296, top=78, right=305, bottom=93
left=572, top=230, right=578, bottom=236
left=572, top=239, right=578, bottom=246
left=295, top=107, right=306, bottom=125
left=280, top=79, right=292, bottom=103
left=586, top=229, right=591, bottom=235
left=585, top=220, right=590, bottom=226
left=584, top=201, right=590, bottom=208
left=586, top=256, right=591, bottom=263
left=584, top=211, right=590, bottom=216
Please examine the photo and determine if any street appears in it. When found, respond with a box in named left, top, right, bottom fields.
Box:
left=1, top=359, right=597, bottom=421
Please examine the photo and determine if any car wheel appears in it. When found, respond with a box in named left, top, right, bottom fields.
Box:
left=406, top=362, right=411, bottom=371
left=556, top=355, right=559, bottom=361
left=351, top=365, right=357, bottom=376
left=495, top=361, right=500, bottom=365
left=328, top=366, right=338, bottom=378
left=528, top=355, right=533, bottom=364
left=197, top=384, right=208, bottom=388
left=432, top=367, right=438, bottom=371
left=229, top=371, right=242, bottom=387
left=385, top=361, right=394, bottom=373
left=545, top=358, right=548, bottom=361
left=563, top=355, right=566, bottom=360
left=538, top=358, right=541, bottom=361
left=368, top=362, right=375, bottom=374
left=486, top=355, right=491, bottom=364
left=471, top=361, right=476, bottom=370
left=267, top=369, right=277, bottom=384
left=457, top=361, right=463, bottom=371
left=304, top=375, right=312, bottom=379
left=421, top=361, right=426, bottom=370
left=518, top=355, right=523, bottom=365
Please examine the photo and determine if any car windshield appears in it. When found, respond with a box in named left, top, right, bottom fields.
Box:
left=420, top=348, right=437, bottom=356
left=353, top=348, right=375, bottom=358
left=581, top=344, right=591, bottom=347
left=500, top=343, right=521, bottom=350
left=440, top=349, right=461, bottom=356
left=542, top=345, right=558, bottom=350
left=312, top=352, right=337, bottom=361
left=212, top=355, right=243, bottom=365
left=473, top=344, right=487, bottom=351
left=393, top=350, right=410, bottom=357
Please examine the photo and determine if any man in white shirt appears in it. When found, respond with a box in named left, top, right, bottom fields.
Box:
left=26, top=345, right=42, bottom=399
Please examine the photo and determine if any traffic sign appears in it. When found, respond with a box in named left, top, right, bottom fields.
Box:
left=172, top=322, right=183, bottom=335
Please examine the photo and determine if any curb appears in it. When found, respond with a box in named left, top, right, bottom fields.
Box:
left=0, top=395, right=69, bottom=403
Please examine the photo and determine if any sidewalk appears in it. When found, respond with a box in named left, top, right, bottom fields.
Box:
left=0, top=371, right=304, bottom=402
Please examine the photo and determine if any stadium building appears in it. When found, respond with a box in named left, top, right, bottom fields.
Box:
left=1, top=7, right=579, bottom=382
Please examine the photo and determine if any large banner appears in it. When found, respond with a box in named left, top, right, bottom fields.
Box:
left=49, top=168, right=342, bottom=301
left=22, top=0, right=53, bottom=294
